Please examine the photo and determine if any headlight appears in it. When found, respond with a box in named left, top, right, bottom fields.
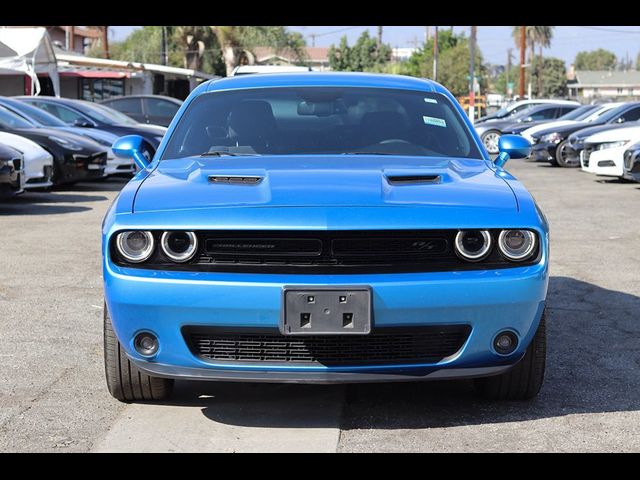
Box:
left=161, top=231, right=198, bottom=262
left=454, top=230, right=492, bottom=262
left=498, top=230, right=537, bottom=262
left=597, top=140, right=629, bottom=150
left=540, top=132, right=563, bottom=144
left=48, top=135, right=83, bottom=151
left=116, top=231, right=155, bottom=263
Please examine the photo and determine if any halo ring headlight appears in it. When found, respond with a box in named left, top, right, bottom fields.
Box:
left=116, top=231, right=155, bottom=263
left=498, top=229, right=537, bottom=261
left=454, top=230, right=492, bottom=262
left=161, top=231, right=198, bottom=263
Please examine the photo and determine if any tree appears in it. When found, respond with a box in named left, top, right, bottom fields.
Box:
left=575, top=49, right=617, bottom=70
left=398, top=30, right=487, bottom=97
left=210, top=26, right=307, bottom=76
left=328, top=31, right=391, bottom=72
left=511, top=27, right=555, bottom=96
left=106, top=26, right=164, bottom=64
left=530, top=56, right=567, bottom=97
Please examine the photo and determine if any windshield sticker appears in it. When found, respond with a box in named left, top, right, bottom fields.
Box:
left=424, top=98, right=438, bottom=104
left=423, top=116, right=447, bottom=128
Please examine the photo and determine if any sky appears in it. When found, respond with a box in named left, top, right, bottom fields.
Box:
left=110, top=26, right=640, bottom=66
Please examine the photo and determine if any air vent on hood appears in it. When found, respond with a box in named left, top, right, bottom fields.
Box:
left=208, top=175, right=263, bottom=185
left=385, top=175, right=441, bottom=185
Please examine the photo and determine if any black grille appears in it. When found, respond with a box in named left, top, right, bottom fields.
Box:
left=582, top=147, right=593, bottom=167
left=184, top=326, right=471, bottom=366
left=112, top=229, right=541, bottom=274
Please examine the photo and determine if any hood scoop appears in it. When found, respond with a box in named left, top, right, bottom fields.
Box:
left=385, top=174, right=442, bottom=185
left=208, top=175, right=263, bottom=185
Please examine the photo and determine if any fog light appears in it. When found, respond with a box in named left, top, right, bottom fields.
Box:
left=493, top=331, right=518, bottom=355
left=134, top=332, right=159, bottom=357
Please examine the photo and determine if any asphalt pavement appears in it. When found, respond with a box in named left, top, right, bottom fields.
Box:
left=1, top=159, right=639, bottom=452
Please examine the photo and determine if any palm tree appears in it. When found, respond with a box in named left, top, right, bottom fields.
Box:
left=210, top=26, right=307, bottom=76
left=173, top=26, right=211, bottom=71
left=512, top=26, right=555, bottom=97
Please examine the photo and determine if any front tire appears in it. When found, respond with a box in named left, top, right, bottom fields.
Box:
left=474, top=311, right=546, bottom=401
left=555, top=140, right=580, bottom=168
left=103, top=304, right=174, bottom=402
left=481, top=130, right=502, bottom=155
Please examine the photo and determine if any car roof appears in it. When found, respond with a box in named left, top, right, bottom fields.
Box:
left=203, top=72, right=442, bottom=94
left=100, top=95, right=183, bottom=103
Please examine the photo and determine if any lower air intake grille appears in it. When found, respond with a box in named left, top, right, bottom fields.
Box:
left=184, top=326, right=471, bottom=366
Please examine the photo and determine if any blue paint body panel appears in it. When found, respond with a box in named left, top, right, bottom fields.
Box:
left=103, top=73, right=549, bottom=381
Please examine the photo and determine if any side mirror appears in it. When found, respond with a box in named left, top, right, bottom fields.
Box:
left=494, top=134, right=531, bottom=168
left=73, top=119, right=93, bottom=127
left=112, top=135, right=149, bottom=170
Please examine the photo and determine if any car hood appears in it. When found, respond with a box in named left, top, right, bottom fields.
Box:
left=133, top=155, right=517, bottom=213
left=522, top=120, right=576, bottom=138
left=10, top=127, right=105, bottom=150
left=503, top=120, right=547, bottom=134
left=532, top=121, right=592, bottom=139
left=583, top=125, right=640, bottom=144
left=569, top=123, right=637, bottom=143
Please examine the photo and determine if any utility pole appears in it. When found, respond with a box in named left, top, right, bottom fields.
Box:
left=519, top=26, right=526, bottom=98
left=310, top=33, right=316, bottom=48
left=506, top=48, right=513, bottom=97
left=425, top=26, right=430, bottom=44
left=377, top=26, right=383, bottom=48
left=433, top=26, right=439, bottom=81
left=102, top=26, right=110, bottom=59
left=161, top=26, right=168, bottom=65
left=469, top=26, right=477, bottom=122
left=65, top=26, right=70, bottom=50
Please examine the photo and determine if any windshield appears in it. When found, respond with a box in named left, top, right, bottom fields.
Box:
left=558, top=105, right=597, bottom=121
left=8, top=101, right=67, bottom=127
left=74, top=101, right=138, bottom=125
left=0, top=106, right=34, bottom=129
left=596, top=104, right=632, bottom=124
left=162, top=87, right=483, bottom=160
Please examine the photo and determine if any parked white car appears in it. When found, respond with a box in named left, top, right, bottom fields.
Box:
left=0, top=131, right=54, bottom=189
left=521, top=103, right=624, bottom=144
left=580, top=124, right=640, bottom=178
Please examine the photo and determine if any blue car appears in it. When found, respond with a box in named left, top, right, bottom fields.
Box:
left=102, top=73, right=548, bottom=402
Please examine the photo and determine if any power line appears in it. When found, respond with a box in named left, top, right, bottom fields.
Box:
left=576, top=26, right=640, bottom=34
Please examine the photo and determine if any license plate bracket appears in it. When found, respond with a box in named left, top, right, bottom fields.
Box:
left=281, top=286, right=372, bottom=336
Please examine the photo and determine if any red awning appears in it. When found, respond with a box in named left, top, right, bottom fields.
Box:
left=59, top=71, right=130, bottom=79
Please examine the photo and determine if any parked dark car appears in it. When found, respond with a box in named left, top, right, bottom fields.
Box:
left=475, top=104, right=579, bottom=154
left=16, top=97, right=166, bottom=159
left=0, top=143, right=24, bottom=197
left=0, top=97, right=120, bottom=148
left=529, top=101, right=640, bottom=167
left=506, top=104, right=602, bottom=135
left=0, top=106, right=106, bottom=185
left=99, top=95, right=183, bottom=127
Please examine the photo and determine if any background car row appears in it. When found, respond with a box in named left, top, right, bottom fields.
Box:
left=473, top=98, right=640, bottom=183
left=0, top=95, right=176, bottom=198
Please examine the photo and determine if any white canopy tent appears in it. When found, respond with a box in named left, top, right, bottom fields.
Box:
left=0, top=27, right=60, bottom=96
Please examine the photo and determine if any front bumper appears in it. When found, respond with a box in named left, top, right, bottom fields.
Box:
left=0, top=163, right=23, bottom=196
left=105, top=254, right=549, bottom=383
left=581, top=146, right=625, bottom=177
left=105, top=153, right=135, bottom=176
left=530, top=142, right=556, bottom=162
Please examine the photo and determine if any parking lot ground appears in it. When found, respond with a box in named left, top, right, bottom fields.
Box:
left=1, top=161, right=640, bottom=452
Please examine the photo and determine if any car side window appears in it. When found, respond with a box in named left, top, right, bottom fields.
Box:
left=32, top=102, right=86, bottom=124
left=618, top=106, right=640, bottom=123
left=529, top=107, right=558, bottom=121
left=107, top=98, right=143, bottom=115
left=145, top=99, right=180, bottom=117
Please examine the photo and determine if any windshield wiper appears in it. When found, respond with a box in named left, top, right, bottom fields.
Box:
left=200, top=150, right=260, bottom=157
left=341, top=151, right=396, bottom=156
